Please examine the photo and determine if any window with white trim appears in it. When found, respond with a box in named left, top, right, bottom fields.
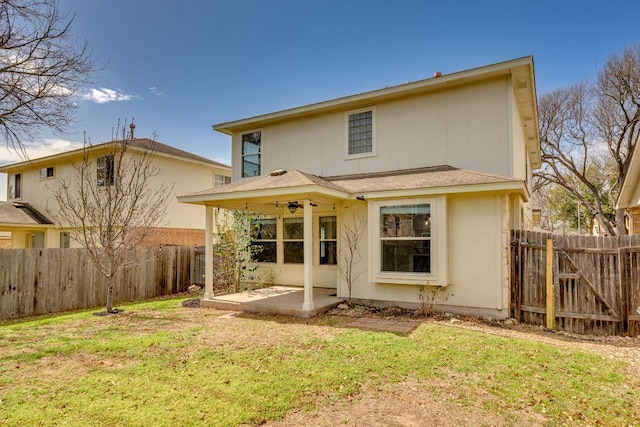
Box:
left=242, top=131, right=261, bottom=177
left=346, top=107, right=375, bottom=158
left=380, top=204, right=431, bottom=273
left=9, top=173, right=21, bottom=199
left=283, top=217, right=304, bottom=263
left=319, top=216, right=337, bottom=265
left=251, top=218, right=277, bottom=263
left=214, top=174, right=231, bottom=187
left=370, top=197, right=446, bottom=286
left=96, top=155, right=114, bottom=187
left=40, top=166, right=54, bottom=179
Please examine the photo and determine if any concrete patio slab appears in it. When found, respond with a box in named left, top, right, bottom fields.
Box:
left=201, top=286, right=343, bottom=318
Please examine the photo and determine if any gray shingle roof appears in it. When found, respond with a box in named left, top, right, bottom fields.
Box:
left=179, top=166, right=522, bottom=200
left=0, top=202, right=52, bottom=225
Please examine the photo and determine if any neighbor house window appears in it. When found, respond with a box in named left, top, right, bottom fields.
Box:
left=380, top=204, right=431, bottom=273
left=346, top=107, right=375, bottom=158
left=31, top=232, right=45, bottom=249
left=9, top=173, right=21, bottom=199
left=40, top=166, right=54, bottom=179
left=319, top=216, right=337, bottom=265
left=242, top=131, right=261, bottom=177
left=251, top=218, right=277, bottom=263
left=283, top=217, right=304, bottom=263
left=214, top=174, right=231, bottom=187
left=60, top=232, right=70, bottom=248
left=96, top=155, right=114, bottom=187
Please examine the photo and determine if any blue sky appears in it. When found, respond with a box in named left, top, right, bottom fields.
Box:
left=1, top=0, right=640, bottom=198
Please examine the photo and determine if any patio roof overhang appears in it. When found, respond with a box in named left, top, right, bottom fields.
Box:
left=177, top=166, right=529, bottom=213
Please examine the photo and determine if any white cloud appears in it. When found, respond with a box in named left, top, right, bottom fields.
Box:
left=81, top=87, right=139, bottom=104
left=149, top=86, right=166, bottom=97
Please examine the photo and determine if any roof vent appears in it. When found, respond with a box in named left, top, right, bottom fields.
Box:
left=433, top=71, right=442, bottom=78
left=270, top=169, right=287, bottom=176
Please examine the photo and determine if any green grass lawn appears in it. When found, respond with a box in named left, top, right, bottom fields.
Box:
left=1, top=298, right=638, bottom=426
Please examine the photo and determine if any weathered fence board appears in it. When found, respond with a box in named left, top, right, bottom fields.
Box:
left=511, top=230, right=640, bottom=336
left=0, top=246, right=194, bottom=320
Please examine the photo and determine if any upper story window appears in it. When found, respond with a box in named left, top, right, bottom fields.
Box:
left=346, top=107, right=376, bottom=159
left=96, top=155, right=114, bottom=187
left=215, top=174, right=231, bottom=188
left=40, top=166, right=54, bottom=179
left=9, top=173, right=21, bottom=199
left=242, top=131, right=261, bottom=177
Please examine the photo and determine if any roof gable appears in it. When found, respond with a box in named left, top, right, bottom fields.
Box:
left=0, top=138, right=229, bottom=172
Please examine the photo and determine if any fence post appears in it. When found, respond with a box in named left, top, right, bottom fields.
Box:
left=546, top=238, right=555, bottom=330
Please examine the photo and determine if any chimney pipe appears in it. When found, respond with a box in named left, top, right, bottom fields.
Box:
left=129, top=123, right=136, bottom=139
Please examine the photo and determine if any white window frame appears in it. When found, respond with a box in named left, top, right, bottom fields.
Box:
left=369, top=197, right=448, bottom=286
left=344, top=106, right=376, bottom=160
left=241, top=130, right=262, bottom=178
left=40, top=166, right=54, bottom=180
left=319, top=216, right=337, bottom=265
left=251, top=217, right=277, bottom=263
left=214, top=174, right=231, bottom=187
left=8, top=173, right=21, bottom=199
left=283, top=216, right=304, bottom=264
left=96, top=155, right=114, bottom=187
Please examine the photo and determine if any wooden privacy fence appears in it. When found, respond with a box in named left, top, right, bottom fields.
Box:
left=0, top=246, right=194, bottom=320
left=511, top=230, right=640, bottom=336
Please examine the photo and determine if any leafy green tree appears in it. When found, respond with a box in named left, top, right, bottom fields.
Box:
left=212, top=210, right=264, bottom=293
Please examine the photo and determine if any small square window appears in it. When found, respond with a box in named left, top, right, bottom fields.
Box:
left=345, top=107, right=376, bottom=159
left=214, top=174, right=231, bottom=187
left=40, top=166, right=54, bottom=179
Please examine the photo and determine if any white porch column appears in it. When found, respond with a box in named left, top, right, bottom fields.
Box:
left=204, top=205, right=214, bottom=300
left=302, top=199, right=315, bottom=311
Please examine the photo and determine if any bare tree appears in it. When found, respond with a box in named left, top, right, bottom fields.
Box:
left=46, top=121, right=173, bottom=313
left=0, top=0, right=96, bottom=152
left=535, top=45, right=640, bottom=235
left=338, top=207, right=366, bottom=302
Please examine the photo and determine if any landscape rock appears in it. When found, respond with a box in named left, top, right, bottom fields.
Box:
left=450, top=318, right=461, bottom=324
left=337, top=303, right=349, bottom=310
left=503, top=318, right=517, bottom=326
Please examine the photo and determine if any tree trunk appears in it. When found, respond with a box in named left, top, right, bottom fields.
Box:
left=616, top=208, right=628, bottom=236
left=106, top=275, right=114, bottom=313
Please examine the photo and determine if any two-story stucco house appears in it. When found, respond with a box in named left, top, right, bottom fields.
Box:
left=0, top=138, right=231, bottom=248
left=178, top=56, right=541, bottom=318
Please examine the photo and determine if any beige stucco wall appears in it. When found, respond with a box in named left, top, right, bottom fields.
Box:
left=232, top=77, right=519, bottom=181
left=339, top=192, right=513, bottom=318
left=4, top=152, right=229, bottom=243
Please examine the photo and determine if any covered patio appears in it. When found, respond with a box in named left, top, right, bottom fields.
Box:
left=177, top=169, right=354, bottom=318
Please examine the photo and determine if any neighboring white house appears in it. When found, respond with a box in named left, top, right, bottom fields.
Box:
left=178, top=56, right=541, bottom=318
left=0, top=138, right=231, bottom=248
